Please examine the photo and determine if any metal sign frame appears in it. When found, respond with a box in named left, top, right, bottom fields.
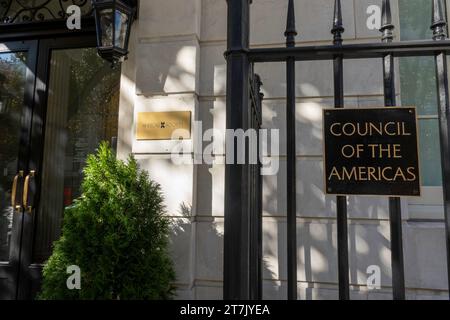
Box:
left=322, top=106, right=421, bottom=197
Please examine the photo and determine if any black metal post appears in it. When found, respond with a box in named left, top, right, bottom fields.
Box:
left=431, top=0, right=450, bottom=300
left=331, top=0, right=350, bottom=300
left=224, top=0, right=252, bottom=300
left=248, top=70, right=263, bottom=300
left=380, top=0, right=406, bottom=301
left=256, top=74, right=264, bottom=300
left=285, top=0, right=298, bottom=300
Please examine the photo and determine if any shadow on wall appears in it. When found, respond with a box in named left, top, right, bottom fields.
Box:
left=262, top=161, right=394, bottom=300
left=117, top=21, right=449, bottom=298
left=170, top=200, right=277, bottom=300
left=260, top=98, right=400, bottom=297
left=119, top=40, right=396, bottom=299
left=136, top=44, right=198, bottom=96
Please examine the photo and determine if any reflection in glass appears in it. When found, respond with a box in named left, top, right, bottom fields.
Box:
left=419, top=120, right=443, bottom=186
left=399, top=0, right=443, bottom=186
left=399, top=0, right=432, bottom=41
left=0, top=52, right=27, bottom=262
left=33, top=48, right=120, bottom=263
left=100, top=8, right=114, bottom=47
left=114, top=10, right=129, bottom=49
left=399, top=57, right=438, bottom=116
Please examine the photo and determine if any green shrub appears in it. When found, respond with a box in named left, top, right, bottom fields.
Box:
left=38, top=143, right=175, bottom=300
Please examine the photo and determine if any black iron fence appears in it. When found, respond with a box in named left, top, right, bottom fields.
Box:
left=224, top=0, right=450, bottom=300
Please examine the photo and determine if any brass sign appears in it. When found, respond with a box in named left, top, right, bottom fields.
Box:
left=323, top=107, right=421, bottom=197
left=136, top=111, right=191, bottom=140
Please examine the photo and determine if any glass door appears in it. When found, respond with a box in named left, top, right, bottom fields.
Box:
left=0, top=41, right=37, bottom=300
left=16, top=37, right=121, bottom=299
left=0, top=36, right=121, bottom=300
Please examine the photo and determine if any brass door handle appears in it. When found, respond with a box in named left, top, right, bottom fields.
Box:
left=23, top=170, right=35, bottom=213
left=11, top=170, right=24, bottom=210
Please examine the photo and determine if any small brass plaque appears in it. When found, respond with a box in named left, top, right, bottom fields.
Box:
left=136, top=111, right=191, bottom=140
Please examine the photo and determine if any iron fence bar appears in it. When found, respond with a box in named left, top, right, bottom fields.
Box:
left=381, top=0, right=406, bottom=300
left=256, top=74, right=264, bottom=300
left=248, top=70, right=256, bottom=300
left=249, top=74, right=256, bottom=299
left=432, top=0, right=450, bottom=300
left=332, top=0, right=350, bottom=300
left=246, top=40, right=450, bottom=63
left=388, top=198, right=405, bottom=299
left=247, top=69, right=263, bottom=300
left=224, top=0, right=253, bottom=300
left=285, top=0, right=298, bottom=301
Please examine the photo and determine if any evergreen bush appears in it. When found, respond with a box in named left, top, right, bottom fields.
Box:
left=38, top=143, right=175, bottom=300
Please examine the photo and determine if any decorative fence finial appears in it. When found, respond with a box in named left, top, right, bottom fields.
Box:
left=331, top=0, right=344, bottom=45
left=432, top=0, right=447, bottom=40
left=380, top=0, right=394, bottom=42
left=285, top=0, right=298, bottom=47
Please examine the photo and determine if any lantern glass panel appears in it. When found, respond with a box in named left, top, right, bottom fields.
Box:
left=100, top=8, right=114, bottom=47
left=114, top=9, right=129, bottom=49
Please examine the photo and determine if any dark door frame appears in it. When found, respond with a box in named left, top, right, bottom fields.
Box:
left=18, top=35, right=97, bottom=300
left=0, top=19, right=97, bottom=300
left=0, top=40, right=37, bottom=300
left=0, top=17, right=96, bottom=42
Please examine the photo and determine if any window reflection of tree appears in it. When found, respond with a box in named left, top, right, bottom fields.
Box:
left=64, top=49, right=120, bottom=200
left=0, top=53, right=26, bottom=261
